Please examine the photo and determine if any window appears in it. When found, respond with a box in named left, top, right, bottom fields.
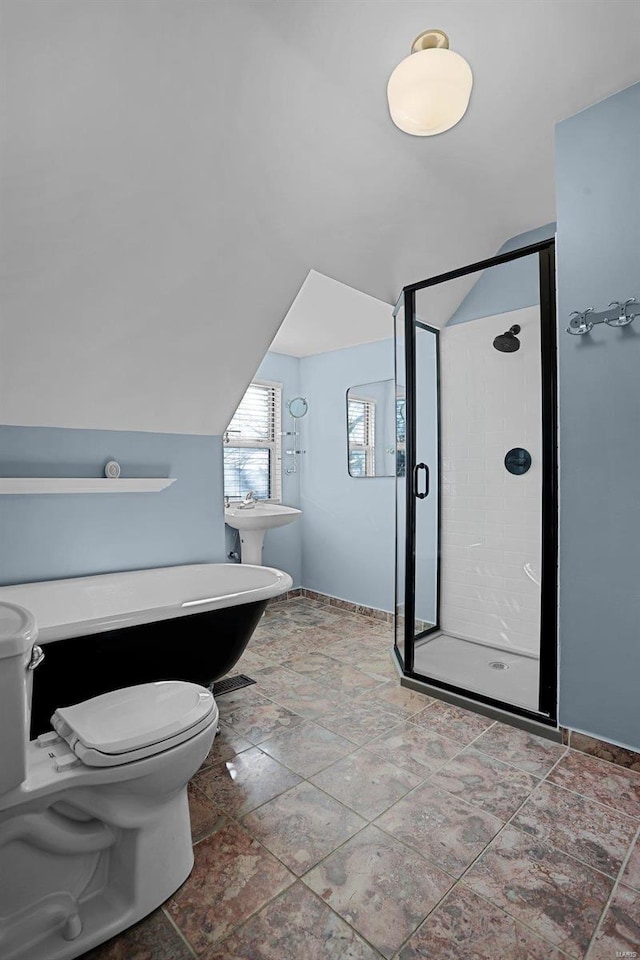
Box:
left=224, top=381, right=282, bottom=500
left=347, top=396, right=376, bottom=477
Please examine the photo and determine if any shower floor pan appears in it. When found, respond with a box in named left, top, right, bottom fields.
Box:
left=412, top=632, right=539, bottom=712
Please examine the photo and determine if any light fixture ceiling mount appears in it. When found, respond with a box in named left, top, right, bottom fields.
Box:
left=387, top=29, right=473, bottom=137
left=410, top=29, right=450, bottom=54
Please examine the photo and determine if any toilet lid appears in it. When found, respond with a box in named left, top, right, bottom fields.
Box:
left=52, top=680, right=215, bottom=755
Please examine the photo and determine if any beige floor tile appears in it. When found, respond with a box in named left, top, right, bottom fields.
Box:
left=548, top=751, right=640, bottom=819
left=621, top=833, right=640, bottom=891
left=199, top=723, right=254, bottom=769
left=376, top=780, right=503, bottom=877
left=187, top=782, right=229, bottom=844
left=310, top=749, right=421, bottom=820
left=194, top=746, right=301, bottom=817
left=304, top=824, right=453, bottom=959
left=512, top=780, right=638, bottom=876
left=398, top=884, right=564, bottom=960
left=369, top=682, right=433, bottom=719
left=82, top=909, right=194, bottom=960
left=316, top=699, right=405, bottom=746
left=243, top=782, right=366, bottom=876
left=165, top=820, right=293, bottom=952
left=473, top=722, right=566, bottom=777
left=587, top=884, right=640, bottom=960
left=463, top=826, right=614, bottom=958
left=428, top=746, right=540, bottom=819
left=409, top=700, right=494, bottom=745
left=259, top=719, right=354, bottom=777
left=222, top=699, right=305, bottom=744
left=364, top=721, right=460, bottom=779
left=202, top=882, right=380, bottom=960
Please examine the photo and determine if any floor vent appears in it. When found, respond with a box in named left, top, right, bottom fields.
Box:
left=489, top=661, right=510, bottom=671
left=212, top=674, right=256, bottom=696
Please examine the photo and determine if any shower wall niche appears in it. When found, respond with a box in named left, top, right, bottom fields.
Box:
left=394, top=239, right=557, bottom=725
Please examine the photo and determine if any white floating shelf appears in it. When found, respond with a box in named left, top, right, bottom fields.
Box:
left=0, top=478, right=176, bottom=495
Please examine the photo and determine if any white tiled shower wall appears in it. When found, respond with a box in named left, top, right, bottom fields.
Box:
left=439, top=306, right=542, bottom=656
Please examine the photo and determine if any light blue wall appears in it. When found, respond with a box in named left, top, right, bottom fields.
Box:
left=223, top=344, right=394, bottom=602
left=448, top=223, right=555, bottom=326
left=1, top=352, right=303, bottom=590
left=0, top=425, right=225, bottom=585
left=299, top=339, right=395, bottom=612
left=555, top=82, right=640, bottom=750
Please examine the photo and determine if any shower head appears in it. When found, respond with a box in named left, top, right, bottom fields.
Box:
left=493, top=324, right=521, bottom=353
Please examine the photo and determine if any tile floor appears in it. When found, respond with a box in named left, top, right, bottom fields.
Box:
left=86, top=597, right=640, bottom=960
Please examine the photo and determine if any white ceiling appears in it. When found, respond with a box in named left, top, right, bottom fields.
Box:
left=270, top=270, right=393, bottom=357
left=1, top=0, right=638, bottom=434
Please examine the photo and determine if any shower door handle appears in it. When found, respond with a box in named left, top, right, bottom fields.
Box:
left=413, top=463, right=429, bottom=499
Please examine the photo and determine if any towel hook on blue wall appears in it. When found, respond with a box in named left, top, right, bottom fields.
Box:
left=567, top=297, right=637, bottom=335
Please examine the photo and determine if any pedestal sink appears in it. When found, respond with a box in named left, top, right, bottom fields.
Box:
left=225, top=503, right=302, bottom=564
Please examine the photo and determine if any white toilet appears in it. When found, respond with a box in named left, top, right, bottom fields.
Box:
left=0, top=602, right=219, bottom=960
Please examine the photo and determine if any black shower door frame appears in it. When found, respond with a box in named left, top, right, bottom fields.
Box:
left=396, top=238, right=558, bottom=726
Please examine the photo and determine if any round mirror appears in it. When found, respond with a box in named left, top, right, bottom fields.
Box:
left=288, top=397, right=309, bottom=419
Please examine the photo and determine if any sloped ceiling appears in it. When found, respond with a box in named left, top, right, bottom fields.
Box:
left=270, top=270, right=393, bottom=357
left=1, top=0, right=638, bottom=434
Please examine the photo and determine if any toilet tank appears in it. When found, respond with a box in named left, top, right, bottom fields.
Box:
left=0, top=603, right=39, bottom=794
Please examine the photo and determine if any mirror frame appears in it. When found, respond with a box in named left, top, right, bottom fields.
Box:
left=287, top=396, right=309, bottom=419
left=345, top=380, right=398, bottom=479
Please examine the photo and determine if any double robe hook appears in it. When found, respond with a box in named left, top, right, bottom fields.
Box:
left=567, top=298, right=638, bottom=335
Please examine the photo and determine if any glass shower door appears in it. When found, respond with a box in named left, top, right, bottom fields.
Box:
left=394, top=295, right=440, bottom=671
left=395, top=240, right=557, bottom=723
left=413, top=322, right=440, bottom=650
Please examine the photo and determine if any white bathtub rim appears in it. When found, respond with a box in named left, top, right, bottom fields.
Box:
left=0, top=563, right=293, bottom=644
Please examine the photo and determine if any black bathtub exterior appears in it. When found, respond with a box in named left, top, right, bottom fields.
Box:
left=31, top=598, right=267, bottom=738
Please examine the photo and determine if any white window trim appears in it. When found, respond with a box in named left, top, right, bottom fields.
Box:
left=348, top=395, right=376, bottom=478
left=224, top=379, right=282, bottom=502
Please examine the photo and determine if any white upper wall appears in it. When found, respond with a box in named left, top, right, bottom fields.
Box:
left=271, top=271, right=393, bottom=358
left=1, top=1, right=637, bottom=434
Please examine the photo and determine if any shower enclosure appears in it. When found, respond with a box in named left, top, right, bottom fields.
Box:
left=394, top=239, right=557, bottom=725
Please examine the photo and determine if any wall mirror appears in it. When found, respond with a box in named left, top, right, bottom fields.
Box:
left=287, top=396, right=308, bottom=418
left=347, top=379, right=403, bottom=478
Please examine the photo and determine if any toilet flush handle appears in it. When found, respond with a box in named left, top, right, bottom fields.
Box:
left=28, top=644, right=45, bottom=670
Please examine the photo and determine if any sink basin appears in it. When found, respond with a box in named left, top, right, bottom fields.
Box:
left=225, top=503, right=302, bottom=563
left=225, top=503, right=301, bottom=532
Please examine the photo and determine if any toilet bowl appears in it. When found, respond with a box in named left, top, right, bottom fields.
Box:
left=0, top=602, right=218, bottom=960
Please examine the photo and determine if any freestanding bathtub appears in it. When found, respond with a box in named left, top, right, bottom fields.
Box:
left=0, top=563, right=292, bottom=737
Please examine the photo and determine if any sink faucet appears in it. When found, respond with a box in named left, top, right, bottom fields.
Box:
left=238, top=490, right=257, bottom=509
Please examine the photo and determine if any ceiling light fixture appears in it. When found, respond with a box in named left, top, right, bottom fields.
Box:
left=387, top=29, right=473, bottom=136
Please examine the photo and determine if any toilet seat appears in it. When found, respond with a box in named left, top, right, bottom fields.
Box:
left=50, top=680, right=217, bottom=767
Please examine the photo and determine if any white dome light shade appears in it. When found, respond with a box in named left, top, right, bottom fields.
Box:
left=387, top=44, right=473, bottom=136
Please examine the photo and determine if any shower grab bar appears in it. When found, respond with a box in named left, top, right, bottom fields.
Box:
left=413, top=463, right=429, bottom=499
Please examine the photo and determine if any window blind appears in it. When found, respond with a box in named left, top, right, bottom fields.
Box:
left=224, top=381, right=282, bottom=500
left=226, top=383, right=277, bottom=443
